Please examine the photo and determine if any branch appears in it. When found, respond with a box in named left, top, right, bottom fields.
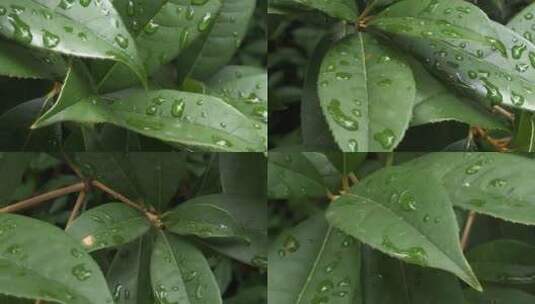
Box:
left=461, top=211, right=477, bottom=250
left=91, top=180, right=145, bottom=212
left=66, top=190, right=87, bottom=229
left=0, top=182, right=86, bottom=213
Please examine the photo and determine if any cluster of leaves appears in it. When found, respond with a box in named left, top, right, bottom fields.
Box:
left=0, top=0, right=267, bottom=152
left=268, top=0, right=535, bottom=152
left=268, top=151, right=535, bottom=303
left=0, top=152, right=267, bottom=303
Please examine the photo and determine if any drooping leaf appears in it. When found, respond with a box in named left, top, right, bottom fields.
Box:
left=326, top=165, right=482, bottom=290
left=164, top=200, right=249, bottom=243
left=34, top=90, right=266, bottom=151
left=405, top=152, right=535, bottom=225
left=0, top=0, right=146, bottom=86
left=176, top=0, right=257, bottom=80
left=269, top=0, right=359, bottom=21
left=369, top=0, right=535, bottom=112
left=66, top=203, right=152, bottom=252
left=186, top=194, right=266, bottom=267
left=0, top=39, right=65, bottom=79
left=467, top=239, right=535, bottom=284
left=318, top=32, right=416, bottom=152
left=268, top=214, right=362, bottom=304
left=268, top=152, right=327, bottom=199
left=107, top=234, right=154, bottom=304
left=93, top=0, right=222, bottom=91
left=0, top=213, right=114, bottom=303
left=72, top=152, right=185, bottom=211
left=150, top=232, right=222, bottom=304
left=409, top=58, right=507, bottom=130
left=219, top=153, right=266, bottom=197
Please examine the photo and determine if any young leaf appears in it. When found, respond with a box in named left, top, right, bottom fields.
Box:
left=33, top=90, right=266, bottom=151
left=107, top=234, right=154, bottom=304
left=176, top=0, right=257, bottom=80
left=94, top=0, right=222, bottom=91
left=164, top=201, right=249, bottom=243
left=268, top=152, right=327, bottom=199
left=0, top=0, right=146, bottom=87
left=369, top=0, right=535, bottom=112
left=150, top=232, right=222, bottom=304
left=318, top=33, right=416, bottom=152
left=0, top=39, right=65, bottom=79
left=0, top=213, right=114, bottom=303
left=326, top=166, right=482, bottom=290
left=268, top=214, right=362, bottom=304
left=66, top=203, right=152, bottom=252
left=467, top=239, right=535, bottom=284
left=33, top=60, right=95, bottom=128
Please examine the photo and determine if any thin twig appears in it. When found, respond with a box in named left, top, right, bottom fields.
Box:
left=61, top=151, right=84, bottom=180
left=66, top=190, right=87, bottom=229
left=91, top=180, right=145, bottom=212
left=0, top=182, right=85, bottom=213
left=461, top=211, right=477, bottom=250
left=493, top=105, right=514, bottom=121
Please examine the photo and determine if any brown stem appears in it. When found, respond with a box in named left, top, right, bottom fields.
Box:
left=66, top=190, right=87, bottom=229
left=461, top=211, right=477, bottom=250
left=493, top=105, right=514, bottom=121
left=91, top=180, right=145, bottom=212
left=342, top=176, right=350, bottom=191
left=0, top=182, right=86, bottom=213
left=348, top=173, right=359, bottom=184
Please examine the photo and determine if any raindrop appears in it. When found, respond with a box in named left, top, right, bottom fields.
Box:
left=171, top=99, right=185, bottom=118
left=42, top=30, right=60, bottom=48
left=373, top=129, right=396, bottom=149
left=198, top=13, right=212, bottom=32
left=72, top=264, right=92, bottom=281
left=327, top=99, right=359, bottom=131
left=114, top=34, right=129, bottom=49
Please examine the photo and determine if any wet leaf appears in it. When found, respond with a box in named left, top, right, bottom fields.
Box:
left=0, top=0, right=146, bottom=87
left=268, top=214, right=361, bottom=304
left=0, top=213, right=114, bottom=303
left=318, top=33, right=416, bottom=152
left=150, top=232, right=222, bottom=304
left=0, top=39, right=65, bottom=79
left=269, top=0, right=359, bottom=21
left=66, top=203, right=151, bottom=252
left=326, top=165, right=481, bottom=290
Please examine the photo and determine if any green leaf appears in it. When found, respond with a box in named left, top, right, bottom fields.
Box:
left=150, top=232, right=222, bottom=304
left=206, top=65, right=268, bottom=126
left=318, top=32, right=416, bottom=152
left=269, top=0, right=359, bottom=21
left=467, top=239, right=535, bottom=284
left=0, top=153, right=33, bottom=204
left=325, top=152, right=367, bottom=176
left=94, top=0, right=222, bottom=91
left=0, top=39, right=65, bottom=79
left=219, top=153, right=267, bottom=197
left=0, top=0, right=146, bottom=87
left=409, top=59, right=507, bottom=130
left=176, top=0, right=257, bottom=80
left=72, top=152, right=185, bottom=211
left=66, top=203, right=152, bottom=252
left=185, top=194, right=266, bottom=267
left=164, top=200, right=249, bottom=242
left=107, top=234, right=154, bottom=304
left=464, top=287, right=535, bottom=303
left=34, top=90, right=266, bottom=151
left=406, top=153, right=535, bottom=225
left=369, top=0, right=535, bottom=112
left=326, top=166, right=482, bottom=290
left=268, top=152, right=327, bottom=199
left=0, top=213, right=113, bottom=303
left=507, top=2, right=535, bottom=42
left=268, top=214, right=361, bottom=304
left=33, top=60, right=95, bottom=128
